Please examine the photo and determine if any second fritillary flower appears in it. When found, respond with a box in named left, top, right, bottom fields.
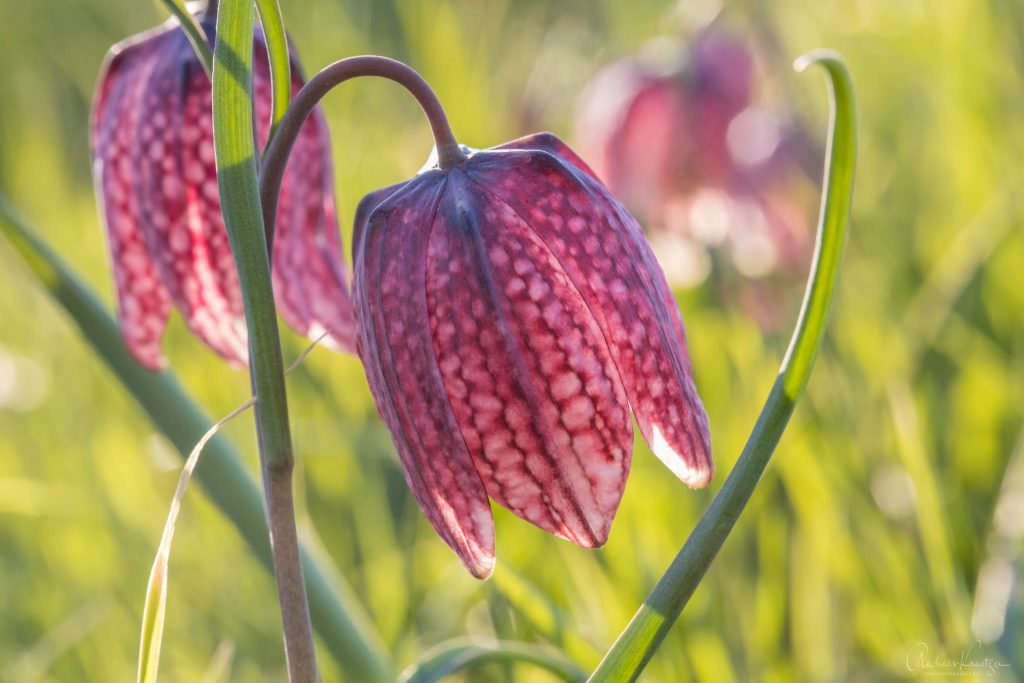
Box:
left=91, top=15, right=355, bottom=369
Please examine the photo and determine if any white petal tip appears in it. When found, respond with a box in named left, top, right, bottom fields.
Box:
left=650, top=424, right=713, bottom=489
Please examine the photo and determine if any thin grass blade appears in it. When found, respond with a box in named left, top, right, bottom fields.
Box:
left=137, top=552, right=167, bottom=683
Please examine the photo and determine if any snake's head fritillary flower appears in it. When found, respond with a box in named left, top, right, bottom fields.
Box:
left=91, top=14, right=355, bottom=370
left=353, top=132, right=712, bottom=578
left=576, top=29, right=815, bottom=289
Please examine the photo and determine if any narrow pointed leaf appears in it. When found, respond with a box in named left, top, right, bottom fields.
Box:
left=137, top=396, right=253, bottom=683
left=137, top=552, right=168, bottom=683
left=254, top=0, right=290, bottom=147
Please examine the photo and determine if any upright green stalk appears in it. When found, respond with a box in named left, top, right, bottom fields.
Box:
left=211, top=1, right=317, bottom=680
left=587, top=51, right=857, bottom=683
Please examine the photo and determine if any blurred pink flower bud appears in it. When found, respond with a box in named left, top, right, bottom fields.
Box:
left=91, top=15, right=355, bottom=370
left=352, top=132, right=712, bottom=578
left=576, top=29, right=815, bottom=291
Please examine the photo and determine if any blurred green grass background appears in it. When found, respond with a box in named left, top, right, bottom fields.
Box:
left=1, top=0, right=1023, bottom=681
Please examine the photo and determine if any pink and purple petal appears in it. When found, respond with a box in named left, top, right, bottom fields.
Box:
left=91, top=33, right=175, bottom=370
left=495, top=132, right=603, bottom=184
left=468, top=145, right=713, bottom=487
left=134, top=35, right=248, bottom=366
left=354, top=177, right=495, bottom=578
left=425, top=174, right=633, bottom=546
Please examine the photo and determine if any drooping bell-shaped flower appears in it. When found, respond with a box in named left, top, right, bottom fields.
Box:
left=575, top=28, right=816, bottom=291
left=91, top=15, right=355, bottom=369
left=353, top=132, right=712, bottom=578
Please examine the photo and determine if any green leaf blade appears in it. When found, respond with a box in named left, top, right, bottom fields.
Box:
left=255, top=0, right=291, bottom=148
left=783, top=50, right=857, bottom=398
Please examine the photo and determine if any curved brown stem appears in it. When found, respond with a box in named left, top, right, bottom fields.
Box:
left=259, top=55, right=466, bottom=247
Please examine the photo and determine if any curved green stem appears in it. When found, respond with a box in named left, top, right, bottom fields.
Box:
left=212, top=1, right=317, bottom=680
left=156, top=0, right=213, bottom=75
left=402, top=639, right=586, bottom=683
left=587, top=51, right=856, bottom=683
left=259, top=55, right=467, bottom=246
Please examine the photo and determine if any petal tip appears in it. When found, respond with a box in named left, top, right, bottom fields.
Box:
left=681, top=461, right=714, bottom=489
left=465, top=553, right=496, bottom=580
left=650, top=423, right=714, bottom=489
left=121, top=333, right=168, bottom=372
left=576, top=525, right=612, bottom=549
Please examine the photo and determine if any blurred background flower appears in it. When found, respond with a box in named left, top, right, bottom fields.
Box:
left=1, top=0, right=1022, bottom=681
left=575, top=19, right=822, bottom=329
